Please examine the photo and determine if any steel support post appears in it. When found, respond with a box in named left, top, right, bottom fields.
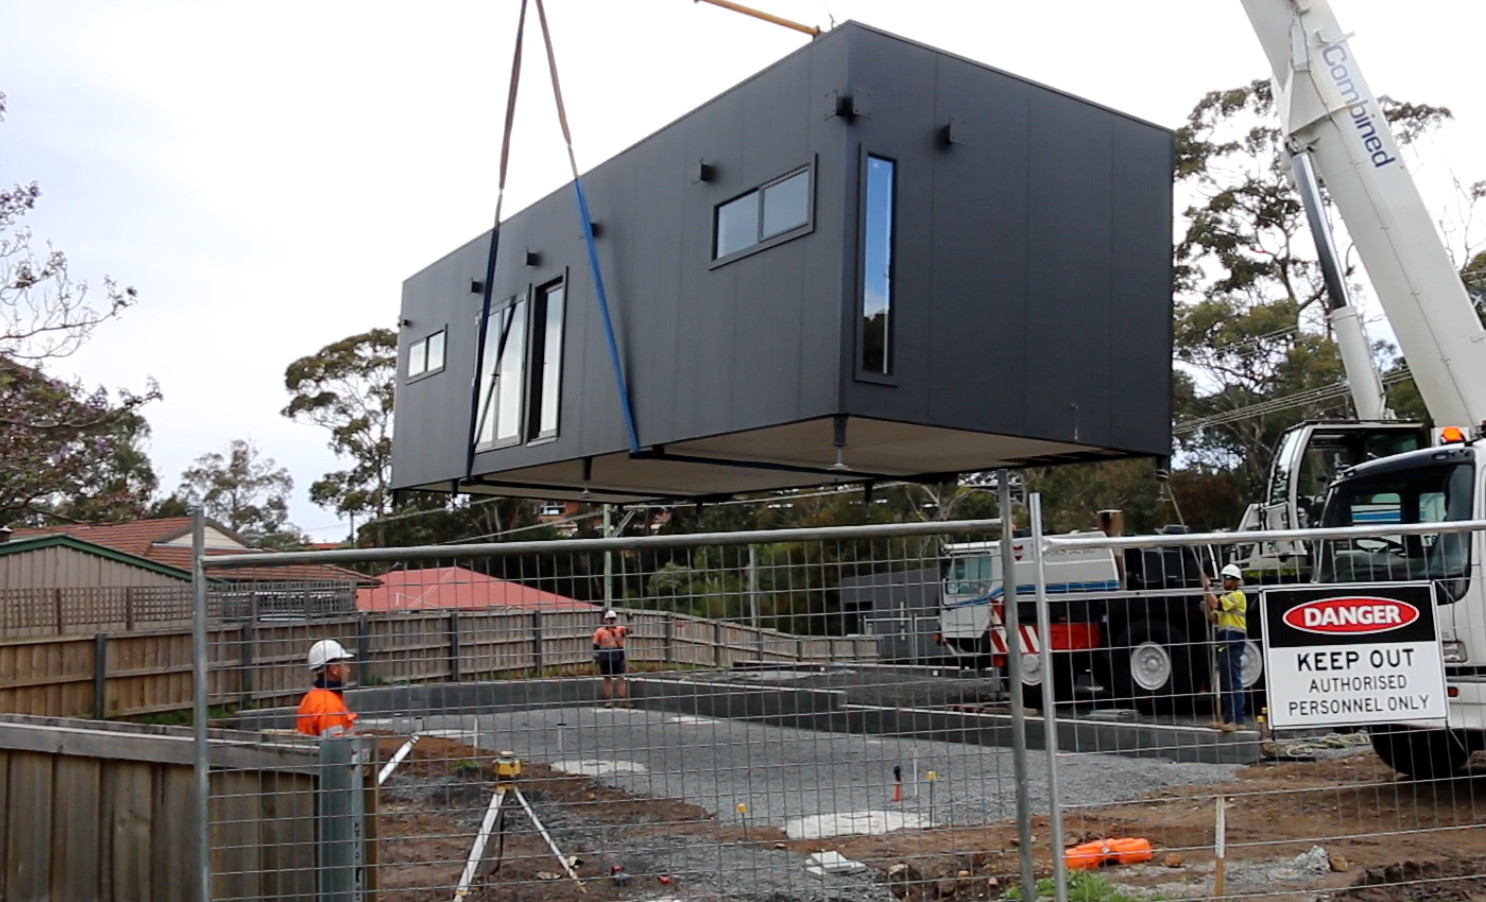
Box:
left=998, top=471, right=1035, bottom=901
left=1031, top=493, right=1068, bottom=902
left=319, top=736, right=367, bottom=901
left=191, top=508, right=211, bottom=902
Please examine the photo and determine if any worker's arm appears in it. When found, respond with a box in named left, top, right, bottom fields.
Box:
left=1200, top=574, right=1219, bottom=611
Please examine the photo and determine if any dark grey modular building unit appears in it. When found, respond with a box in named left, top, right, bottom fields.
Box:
left=392, top=22, right=1174, bottom=504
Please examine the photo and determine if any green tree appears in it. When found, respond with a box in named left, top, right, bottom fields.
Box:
left=282, top=328, right=397, bottom=522
left=1171, top=80, right=1451, bottom=498
left=0, top=91, right=159, bottom=525
left=176, top=439, right=303, bottom=548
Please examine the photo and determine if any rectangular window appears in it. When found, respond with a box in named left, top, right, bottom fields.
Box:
left=494, top=300, right=528, bottom=443
left=408, top=338, right=427, bottom=377
left=715, top=194, right=759, bottom=258
left=762, top=170, right=810, bottom=237
left=406, top=328, right=446, bottom=379
left=527, top=281, right=566, bottom=440
left=475, top=299, right=528, bottom=448
left=712, top=164, right=813, bottom=262
left=861, top=156, right=896, bottom=376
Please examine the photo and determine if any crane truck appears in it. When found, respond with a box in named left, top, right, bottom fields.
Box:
left=939, top=0, right=1486, bottom=778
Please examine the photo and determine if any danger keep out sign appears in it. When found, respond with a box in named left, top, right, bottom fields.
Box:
left=1262, top=583, right=1448, bottom=730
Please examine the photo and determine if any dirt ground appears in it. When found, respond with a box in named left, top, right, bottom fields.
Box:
left=367, top=735, right=1486, bottom=902
left=371, top=735, right=781, bottom=902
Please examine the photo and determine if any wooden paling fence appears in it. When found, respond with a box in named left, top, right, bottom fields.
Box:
left=0, top=608, right=879, bottom=720
left=0, top=714, right=335, bottom=901
left=0, top=583, right=358, bottom=640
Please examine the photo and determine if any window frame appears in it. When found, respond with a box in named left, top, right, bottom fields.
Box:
left=473, top=272, right=571, bottom=453
left=405, top=326, right=448, bottom=382
left=525, top=276, right=567, bottom=444
left=473, top=292, right=531, bottom=452
left=709, top=161, right=816, bottom=268
left=855, top=150, right=899, bottom=385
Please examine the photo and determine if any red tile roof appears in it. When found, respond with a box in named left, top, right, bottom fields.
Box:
left=357, top=567, right=595, bottom=612
left=11, top=519, right=372, bottom=584
left=12, top=518, right=195, bottom=557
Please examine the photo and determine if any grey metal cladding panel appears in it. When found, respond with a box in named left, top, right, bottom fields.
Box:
left=577, top=150, right=645, bottom=452
left=391, top=235, right=489, bottom=489
left=675, top=90, right=745, bottom=441
left=925, top=55, right=1033, bottom=436
left=838, top=30, right=938, bottom=422
left=1022, top=91, right=1115, bottom=448
left=1108, top=124, right=1175, bottom=455
left=610, top=131, right=686, bottom=445
left=728, top=55, right=816, bottom=430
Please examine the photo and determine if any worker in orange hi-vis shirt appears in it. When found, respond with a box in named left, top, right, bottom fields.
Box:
left=593, top=609, right=630, bottom=708
left=296, top=639, right=359, bottom=738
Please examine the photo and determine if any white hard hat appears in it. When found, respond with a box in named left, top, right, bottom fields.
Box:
left=307, top=638, right=355, bottom=671
left=603, top=609, right=618, bottom=620
left=1220, top=564, right=1243, bottom=580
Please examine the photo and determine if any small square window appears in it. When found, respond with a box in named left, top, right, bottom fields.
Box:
left=762, top=170, right=810, bottom=238
left=715, top=193, right=759, bottom=258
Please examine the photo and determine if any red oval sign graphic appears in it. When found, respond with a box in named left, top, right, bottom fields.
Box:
left=1281, top=597, right=1420, bottom=635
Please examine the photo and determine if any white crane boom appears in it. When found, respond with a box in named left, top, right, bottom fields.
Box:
left=1241, top=0, right=1486, bottom=431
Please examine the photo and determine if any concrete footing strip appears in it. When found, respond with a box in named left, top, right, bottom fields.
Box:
left=233, top=673, right=1260, bottom=765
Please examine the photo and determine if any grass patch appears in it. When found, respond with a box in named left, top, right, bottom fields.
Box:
left=1003, top=872, right=1144, bottom=902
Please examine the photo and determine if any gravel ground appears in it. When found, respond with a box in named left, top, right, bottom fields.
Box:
left=374, top=706, right=1241, bottom=902
left=409, top=705, right=1241, bottom=832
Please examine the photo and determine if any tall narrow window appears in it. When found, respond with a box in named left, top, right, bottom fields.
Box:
left=527, top=281, right=566, bottom=440
left=475, top=298, right=528, bottom=448
left=861, top=156, right=896, bottom=376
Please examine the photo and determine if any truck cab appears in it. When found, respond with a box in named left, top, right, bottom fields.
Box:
left=1316, top=439, right=1486, bottom=776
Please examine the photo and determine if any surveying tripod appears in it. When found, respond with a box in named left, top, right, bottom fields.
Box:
left=453, top=751, right=585, bottom=898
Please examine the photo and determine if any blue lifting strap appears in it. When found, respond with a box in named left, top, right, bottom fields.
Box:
left=533, top=0, right=642, bottom=456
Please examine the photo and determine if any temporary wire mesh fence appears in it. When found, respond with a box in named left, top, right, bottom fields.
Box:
left=188, top=511, right=1486, bottom=902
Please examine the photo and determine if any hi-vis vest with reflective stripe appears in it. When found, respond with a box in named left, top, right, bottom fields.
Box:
left=1216, top=590, right=1247, bottom=633
left=296, top=687, right=357, bottom=738
left=594, top=625, right=627, bottom=650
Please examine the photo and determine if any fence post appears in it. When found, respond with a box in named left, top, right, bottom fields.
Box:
left=93, top=632, right=107, bottom=719
left=448, top=612, right=462, bottom=682
left=239, top=621, right=255, bottom=709
left=53, top=587, right=64, bottom=635
left=531, top=610, right=544, bottom=675
left=664, top=614, right=676, bottom=665
left=318, top=736, right=368, bottom=901
left=124, top=587, right=136, bottom=632
left=713, top=620, right=724, bottom=668
left=796, top=638, right=804, bottom=662
left=355, top=614, right=370, bottom=687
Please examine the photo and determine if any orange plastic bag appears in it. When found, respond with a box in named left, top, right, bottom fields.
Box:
left=1063, top=837, right=1154, bottom=870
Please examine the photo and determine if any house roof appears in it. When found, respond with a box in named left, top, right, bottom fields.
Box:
left=0, top=534, right=194, bottom=582
left=10, top=518, right=373, bottom=585
left=357, top=567, right=596, bottom=613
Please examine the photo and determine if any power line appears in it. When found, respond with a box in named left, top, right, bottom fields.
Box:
left=1174, top=365, right=1412, bottom=435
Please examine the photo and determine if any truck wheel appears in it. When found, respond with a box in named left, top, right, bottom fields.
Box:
left=1110, top=622, right=1196, bottom=715
left=1015, top=653, right=1077, bottom=711
left=1370, top=726, right=1471, bottom=780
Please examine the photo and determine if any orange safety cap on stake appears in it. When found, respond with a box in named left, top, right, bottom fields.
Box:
left=1064, top=837, right=1154, bottom=870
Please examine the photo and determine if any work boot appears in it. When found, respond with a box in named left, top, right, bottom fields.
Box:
left=1218, top=722, right=1238, bottom=733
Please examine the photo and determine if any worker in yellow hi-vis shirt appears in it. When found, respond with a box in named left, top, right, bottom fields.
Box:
left=1202, top=563, right=1247, bottom=731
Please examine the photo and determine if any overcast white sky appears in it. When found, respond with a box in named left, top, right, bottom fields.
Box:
left=4, top=1, right=1485, bottom=540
